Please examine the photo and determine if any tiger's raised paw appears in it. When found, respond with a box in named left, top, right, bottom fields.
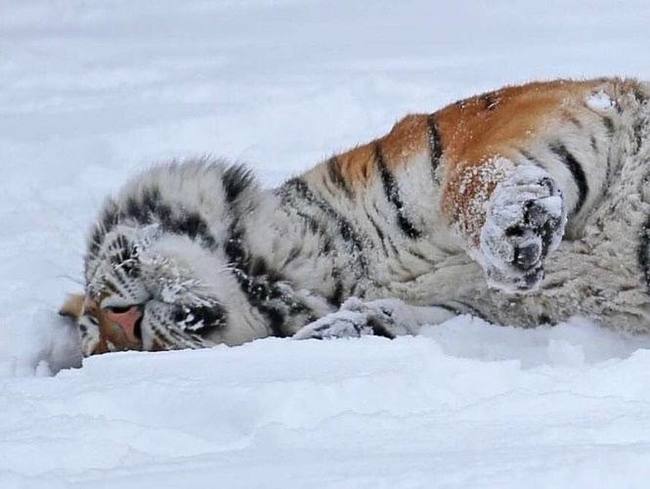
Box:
left=479, top=165, right=567, bottom=292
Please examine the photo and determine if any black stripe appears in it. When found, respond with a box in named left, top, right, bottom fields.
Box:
left=374, top=144, right=422, bottom=239
left=224, top=226, right=314, bottom=338
left=366, top=317, right=396, bottom=339
left=283, top=246, right=302, bottom=267
left=565, top=113, right=582, bottom=129
left=96, top=183, right=219, bottom=253
left=633, top=119, right=644, bottom=153
left=224, top=225, right=250, bottom=270
left=633, top=86, right=647, bottom=105
left=372, top=202, right=399, bottom=255
left=406, top=248, right=437, bottom=266
left=222, top=164, right=255, bottom=203
left=427, top=114, right=443, bottom=178
left=362, top=201, right=391, bottom=255
left=173, top=303, right=228, bottom=335
left=279, top=177, right=368, bottom=274
left=326, top=157, right=353, bottom=198
left=125, top=197, right=151, bottom=224
left=601, top=116, right=615, bottom=137
left=638, top=215, right=650, bottom=293
left=124, top=188, right=219, bottom=250
left=549, top=142, right=589, bottom=216
left=110, top=235, right=135, bottom=265
left=103, top=279, right=120, bottom=296
left=89, top=163, right=240, bottom=259
left=518, top=148, right=547, bottom=169
left=480, top=93, right=499, bottom=111
left=88, top=201, right=121, bottom=258
left=88, top=226, right=105, bottom=259
left=366, top=211, right=389, bottom=255
left=328, top=275, right=345, bottom=307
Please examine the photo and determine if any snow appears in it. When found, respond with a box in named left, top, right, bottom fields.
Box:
left=586, top=90, right=616, bottom=111
left=3, top=0, right=650, bottom=487
left=4, top=319, right=650, bottom=488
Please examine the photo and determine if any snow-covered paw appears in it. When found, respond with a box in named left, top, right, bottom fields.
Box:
left=293, top=298, right=400, bottom=340
left=479, top=166, right=566, bottom=292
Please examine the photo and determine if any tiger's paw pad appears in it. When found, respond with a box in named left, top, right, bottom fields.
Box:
left=479, top=166, right=566, bottom=292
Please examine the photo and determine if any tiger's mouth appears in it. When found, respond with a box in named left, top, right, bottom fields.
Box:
left=59, top=294, right=145, bottom=355
left=103, top=304, right=145, bottom=345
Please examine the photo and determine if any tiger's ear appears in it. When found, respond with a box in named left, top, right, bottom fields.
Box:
left=59, top=293, right=85, bottom=320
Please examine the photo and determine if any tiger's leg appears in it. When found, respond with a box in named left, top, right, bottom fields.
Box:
left=441, top=148, right=569, bottom=293
left=476, top=164, right=566, bottom=292
left=293, top=297, right=457, bottom=340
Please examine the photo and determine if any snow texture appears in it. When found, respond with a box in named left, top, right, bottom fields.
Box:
left=3, top=1, right=650, bottom=487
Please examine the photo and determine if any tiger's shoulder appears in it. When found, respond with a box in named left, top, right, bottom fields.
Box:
left=303, top=77, right=648, bottom=239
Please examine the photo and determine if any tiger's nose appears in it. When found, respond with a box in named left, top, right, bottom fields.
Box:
left=104, top=306, right=143, bottom=343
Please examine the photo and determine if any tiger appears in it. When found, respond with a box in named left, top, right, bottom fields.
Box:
left=60, top=77, right=650, bottom=356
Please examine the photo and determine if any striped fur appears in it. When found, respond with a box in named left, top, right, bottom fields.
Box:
left=69, top=77, right=650, bottom=355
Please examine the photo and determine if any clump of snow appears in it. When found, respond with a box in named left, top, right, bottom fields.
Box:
left=586, top=90, right=616, bottom=111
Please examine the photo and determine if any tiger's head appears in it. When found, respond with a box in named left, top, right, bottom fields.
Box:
left=68, top=222, right=235, bottom=356
left=62, top=161, right=275, bottom=356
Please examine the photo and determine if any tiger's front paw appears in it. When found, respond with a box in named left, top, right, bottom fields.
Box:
left=479, top=166, right=566, bottom=292
left=293, top=298, right=401, bottom=340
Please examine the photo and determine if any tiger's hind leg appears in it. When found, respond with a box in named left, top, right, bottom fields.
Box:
left=478, top=165, right=566, bottom=292
left=293, top=297, right=456, bottom=340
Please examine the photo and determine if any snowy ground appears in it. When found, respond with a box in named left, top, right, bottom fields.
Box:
left=3, top=1, right=650, bottom=487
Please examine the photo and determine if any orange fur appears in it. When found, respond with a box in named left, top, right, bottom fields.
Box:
left=379, top=114, right=430, bottom=171
left=327, top=79, right=608, bottom=199
left=332, top=115, right=431, bottom=188
left=435, top=79, right=604, bottom=165
left=337, top=142, right=378, bottom=186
